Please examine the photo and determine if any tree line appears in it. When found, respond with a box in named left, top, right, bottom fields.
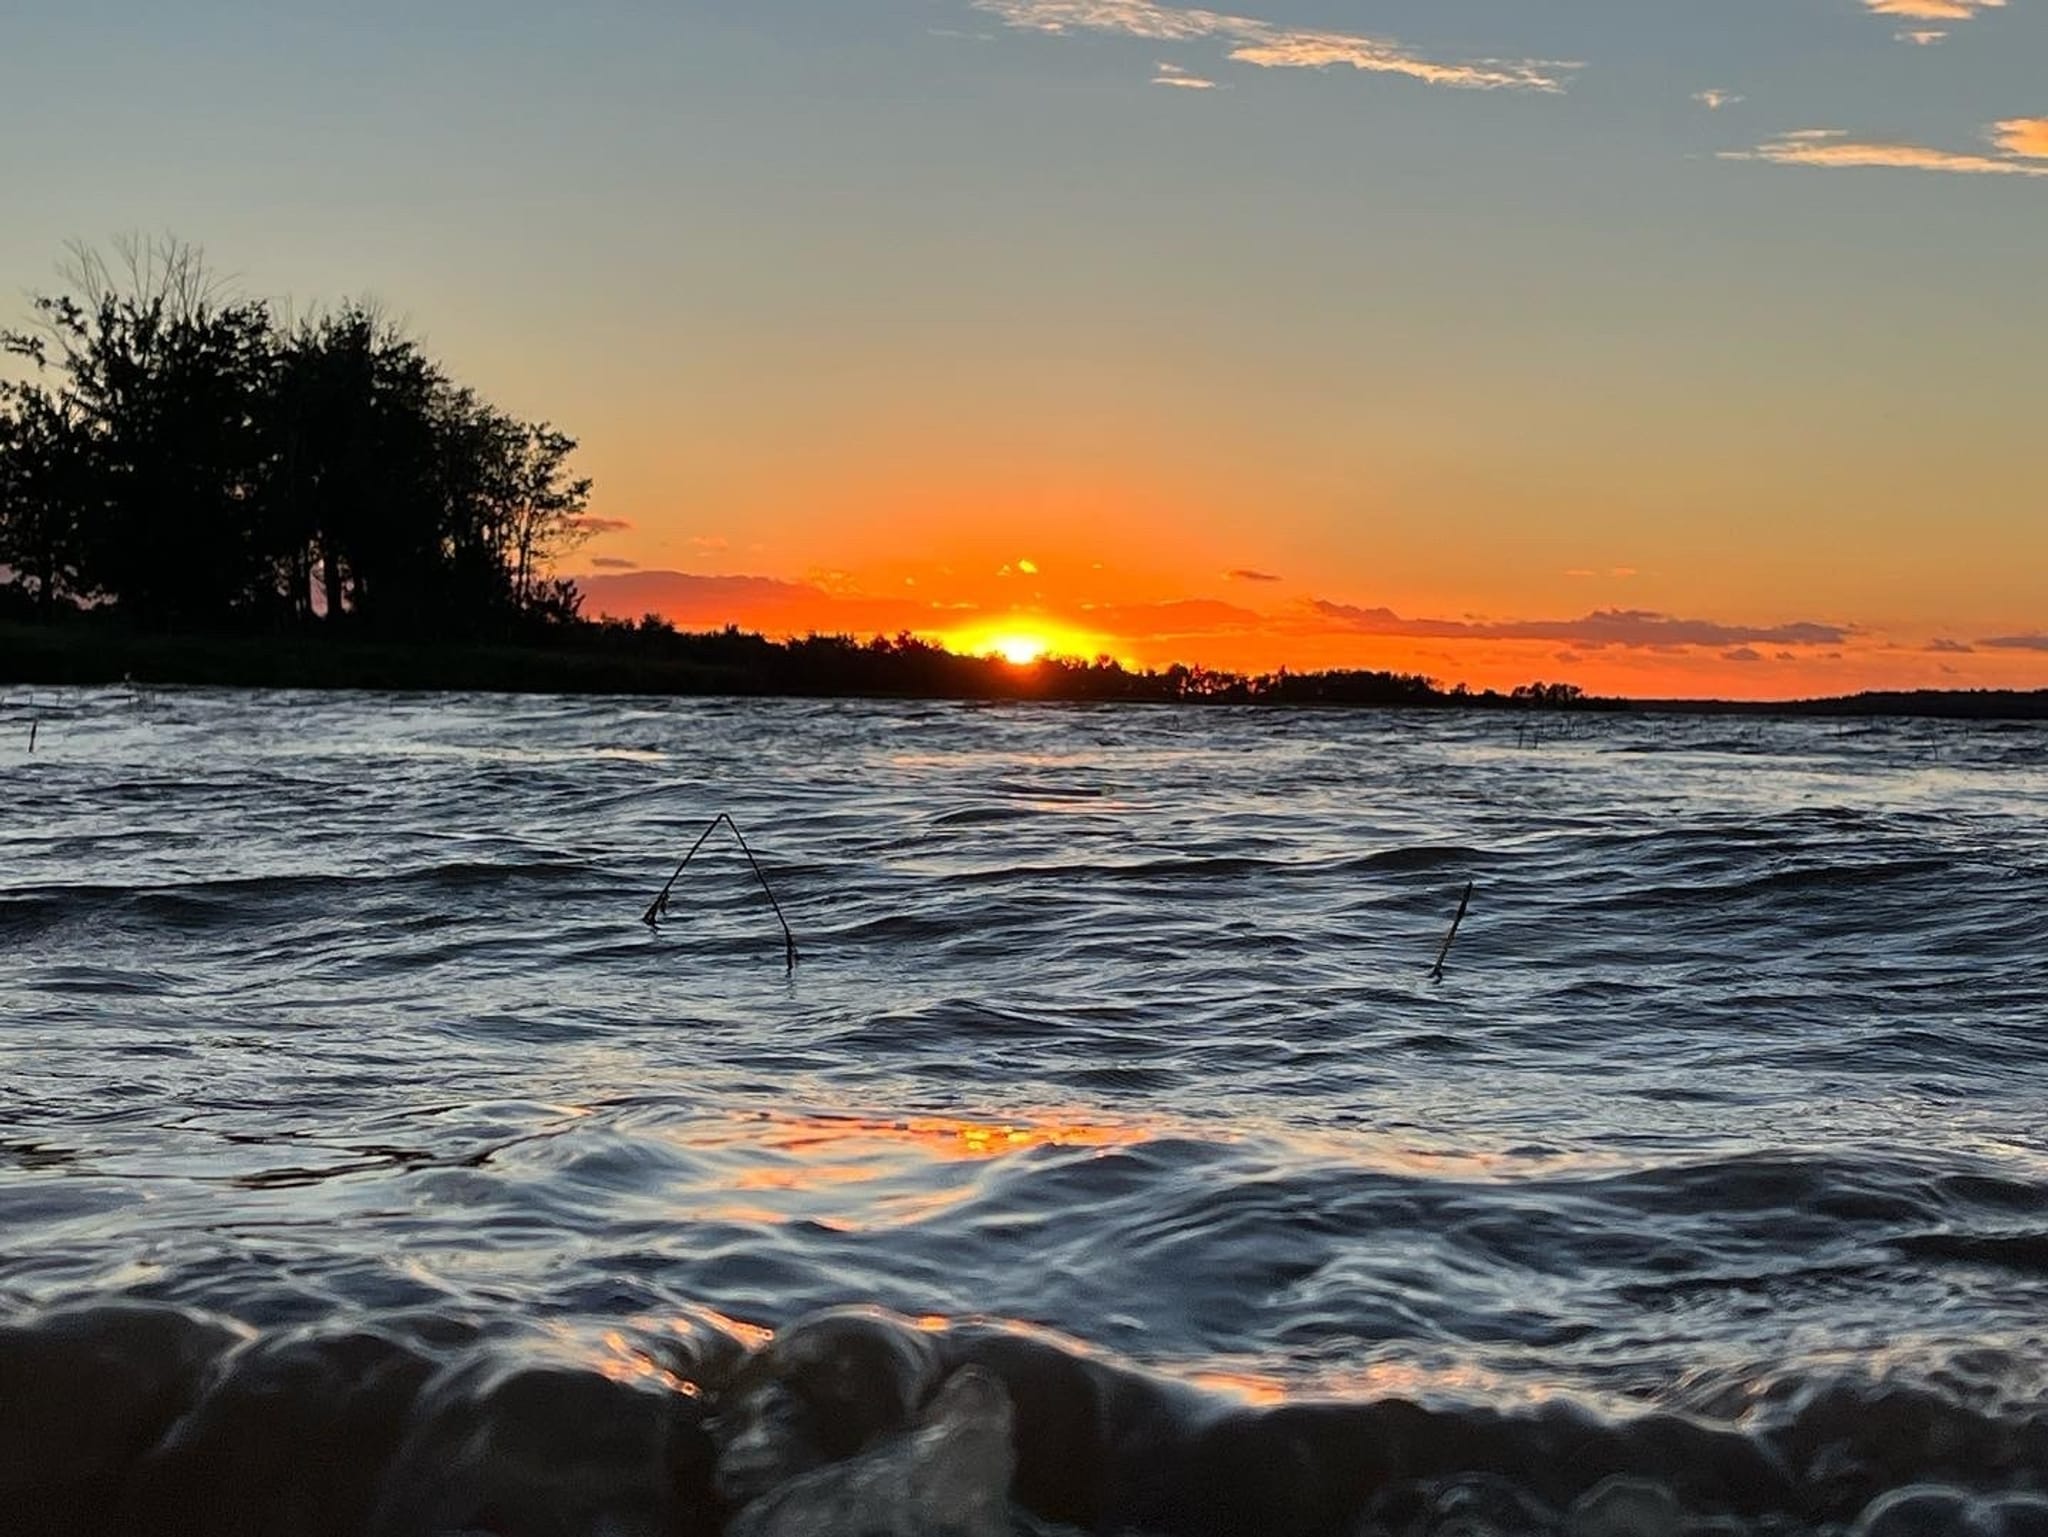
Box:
left=569, top=619, right=1609, bottom=709
left=0, top=237, right=591, bottom=635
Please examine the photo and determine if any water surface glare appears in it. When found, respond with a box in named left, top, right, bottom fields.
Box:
left=4, top=691, right=2048, bottom=1535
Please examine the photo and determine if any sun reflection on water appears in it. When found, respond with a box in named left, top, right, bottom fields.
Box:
left=770, top=1114, right=1147, bottom=1160
left=661, top=1110, right=1153, bottom=1233
left=693, top=1110, right=1152, bottom=1164
left=1187, top=1355, right=1543, bottom=1408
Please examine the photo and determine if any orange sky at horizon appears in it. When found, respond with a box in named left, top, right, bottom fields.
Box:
left=547, top=332, right=2047, bottom=703
left=567, top=537, right=2048, bottom=702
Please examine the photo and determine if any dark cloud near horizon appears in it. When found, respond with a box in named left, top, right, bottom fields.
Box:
left=575, top=570, right=1867, bottom=661
left=1227, top=568, right=1282, bottom=583
left=589, top=556, right=639, bottom=570
left=577, top=570, right=1269, bottom=642
left=1926, top=637, right=1974, bottom=654
left=1981, top=633, right=2048, bottom=652
left=1310, top=601, right=1851, bottom=650
left=572, top=516, right=633, bottom=536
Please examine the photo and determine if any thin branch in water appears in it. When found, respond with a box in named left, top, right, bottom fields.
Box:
left=27, top=717, right=37, bottom=753
left=1429, top=881, right=1474, bottom=982
left=644, top=813, right=799, bottom=971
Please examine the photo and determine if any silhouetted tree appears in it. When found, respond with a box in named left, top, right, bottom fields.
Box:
left=3, top=238, right=280, bottom=625
left=0, top=385, right=90, bottom=617
left=1510, top=681, right=1586, bottom=707
left=0, top=236, right=594, bottom=637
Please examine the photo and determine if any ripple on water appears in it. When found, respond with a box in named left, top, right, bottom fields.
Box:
left=3, top=694, right=2048, bottom=1532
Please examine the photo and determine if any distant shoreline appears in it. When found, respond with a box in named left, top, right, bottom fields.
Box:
left=3, top=620, right=2046, bottom=721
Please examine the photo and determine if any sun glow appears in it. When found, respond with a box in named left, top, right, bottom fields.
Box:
left=939, top=620, right=1109, bottom=667
left=991, top=633, right=1049, bottom=665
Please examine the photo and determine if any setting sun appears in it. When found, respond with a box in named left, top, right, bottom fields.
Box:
left=938, top=620, right=1112, bottom=668
left=991, top=633, right=1049, bottom=666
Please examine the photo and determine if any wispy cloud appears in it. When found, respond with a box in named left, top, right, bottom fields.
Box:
left=1226, top=567, right=1282, bottom=583
left=1153, top=60, right=1219, bottom=88
left=1854, top=0, right=2004, bottom=42
left=1993, top=117, right=2048, bottom=158
left=1695, top=89, right=1743, bottom=111
left=970, top=0, right=1573, bottom=92
left=1723, top=126, right=2048, bottom=177
left=1308, top=602, right=1851, bottom=650
left=1862, top=0, right=2002, bottom=19
left=1981, top=633, right=2048, bottom=652
left=1926, top=637, right=1975, bottom=653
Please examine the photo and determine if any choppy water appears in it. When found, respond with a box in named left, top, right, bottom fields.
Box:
left=4, top=689, right=2048, bottom=1537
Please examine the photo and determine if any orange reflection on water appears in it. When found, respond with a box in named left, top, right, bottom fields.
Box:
left=684, top=1306, right=776, bottom=1352
left=755, top=1113, right=1149, bottom=1162
left=667, top=1110, right=1153, bottom=1233
left=1189, top=1355, right=1547, bottom=1408
left=1187, top=1368, right=1291, bottom=1406
left=539, top=1320, right=702, bottom=1398
left=735, top=1162, right=892, bottom=1191
left=567, top=1307, right=782, bottom=1400
left=595, top=1328, right=695, bottom=1395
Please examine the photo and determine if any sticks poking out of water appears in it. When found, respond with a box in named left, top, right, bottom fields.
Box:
left=1429, top=882, right=1474, bottom=983
left=26, top=717, right=35, bottom=754
left=644, top=813, right=799, bottom=971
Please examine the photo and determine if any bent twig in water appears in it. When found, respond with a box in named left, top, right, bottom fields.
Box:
left=644, top=813, right=799, bottom=970
left=1429, top=881, right=1474, bottom=982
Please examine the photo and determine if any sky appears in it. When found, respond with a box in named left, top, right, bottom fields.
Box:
left=3, top=0, right=2044, bottom=698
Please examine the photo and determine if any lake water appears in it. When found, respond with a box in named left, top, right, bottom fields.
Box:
left=4, top=690, right=2047, bottom=1537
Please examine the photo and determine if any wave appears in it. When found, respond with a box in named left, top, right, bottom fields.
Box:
left=0, top=861, right=605, bottom=940
left=6, top=1300, right=2047, bottom=1537
left=9, top=693, right=2048, bottom=1536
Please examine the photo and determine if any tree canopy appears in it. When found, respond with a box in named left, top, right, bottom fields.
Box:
left=0, top=237, right=591, bottom=635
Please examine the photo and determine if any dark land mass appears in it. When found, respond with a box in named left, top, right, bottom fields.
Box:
left=6, top=616, right=2048, bottom=720
left=0, top=613, right=1568, bottom=710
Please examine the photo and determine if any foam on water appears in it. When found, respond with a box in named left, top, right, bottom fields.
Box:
left=3, top=690, right=2047, bottom=1534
